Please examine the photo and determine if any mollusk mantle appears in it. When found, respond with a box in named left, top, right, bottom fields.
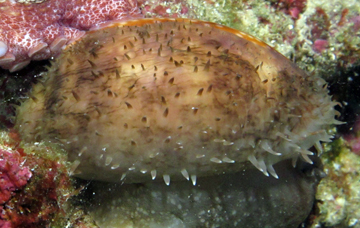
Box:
left=15, top=18, right=340, bottom=184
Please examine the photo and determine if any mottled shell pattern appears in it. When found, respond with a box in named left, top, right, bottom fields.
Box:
left=15, top=18, right=340, bottom=184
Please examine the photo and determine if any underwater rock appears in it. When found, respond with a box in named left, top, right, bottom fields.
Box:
left=0, top=139, right=32, bottom=227
left=0, top=131, right=80, bottom=227
left=312, top=138, right=360, bottom=227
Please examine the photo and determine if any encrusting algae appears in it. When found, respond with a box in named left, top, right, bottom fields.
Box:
left=15, top=18, right=340, bottom=185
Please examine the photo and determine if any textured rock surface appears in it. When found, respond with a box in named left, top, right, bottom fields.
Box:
left=0, top=131, right=84, bottom=227
left=0, top=145, right=32, bottom=205
left=311, top=138, right=360, bottom=227
left=0, top=137, right=32, bottom=228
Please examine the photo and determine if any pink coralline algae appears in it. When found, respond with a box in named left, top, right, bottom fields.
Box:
left=313, top=39, right=329, bottom=53
left=270, top=0, right=307, bottom=20
left=0, top=145, right=32, bottom=228
left=344, top=118, right=360, bottom=155
left=0, top=147, right=31, bottom=205
left=0, top=0, right=141, bottom=72
left=0, top=131, right=78, bottom=227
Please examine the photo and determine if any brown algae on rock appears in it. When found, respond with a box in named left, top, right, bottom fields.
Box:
left=15, top=18, right=340, bottom=184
